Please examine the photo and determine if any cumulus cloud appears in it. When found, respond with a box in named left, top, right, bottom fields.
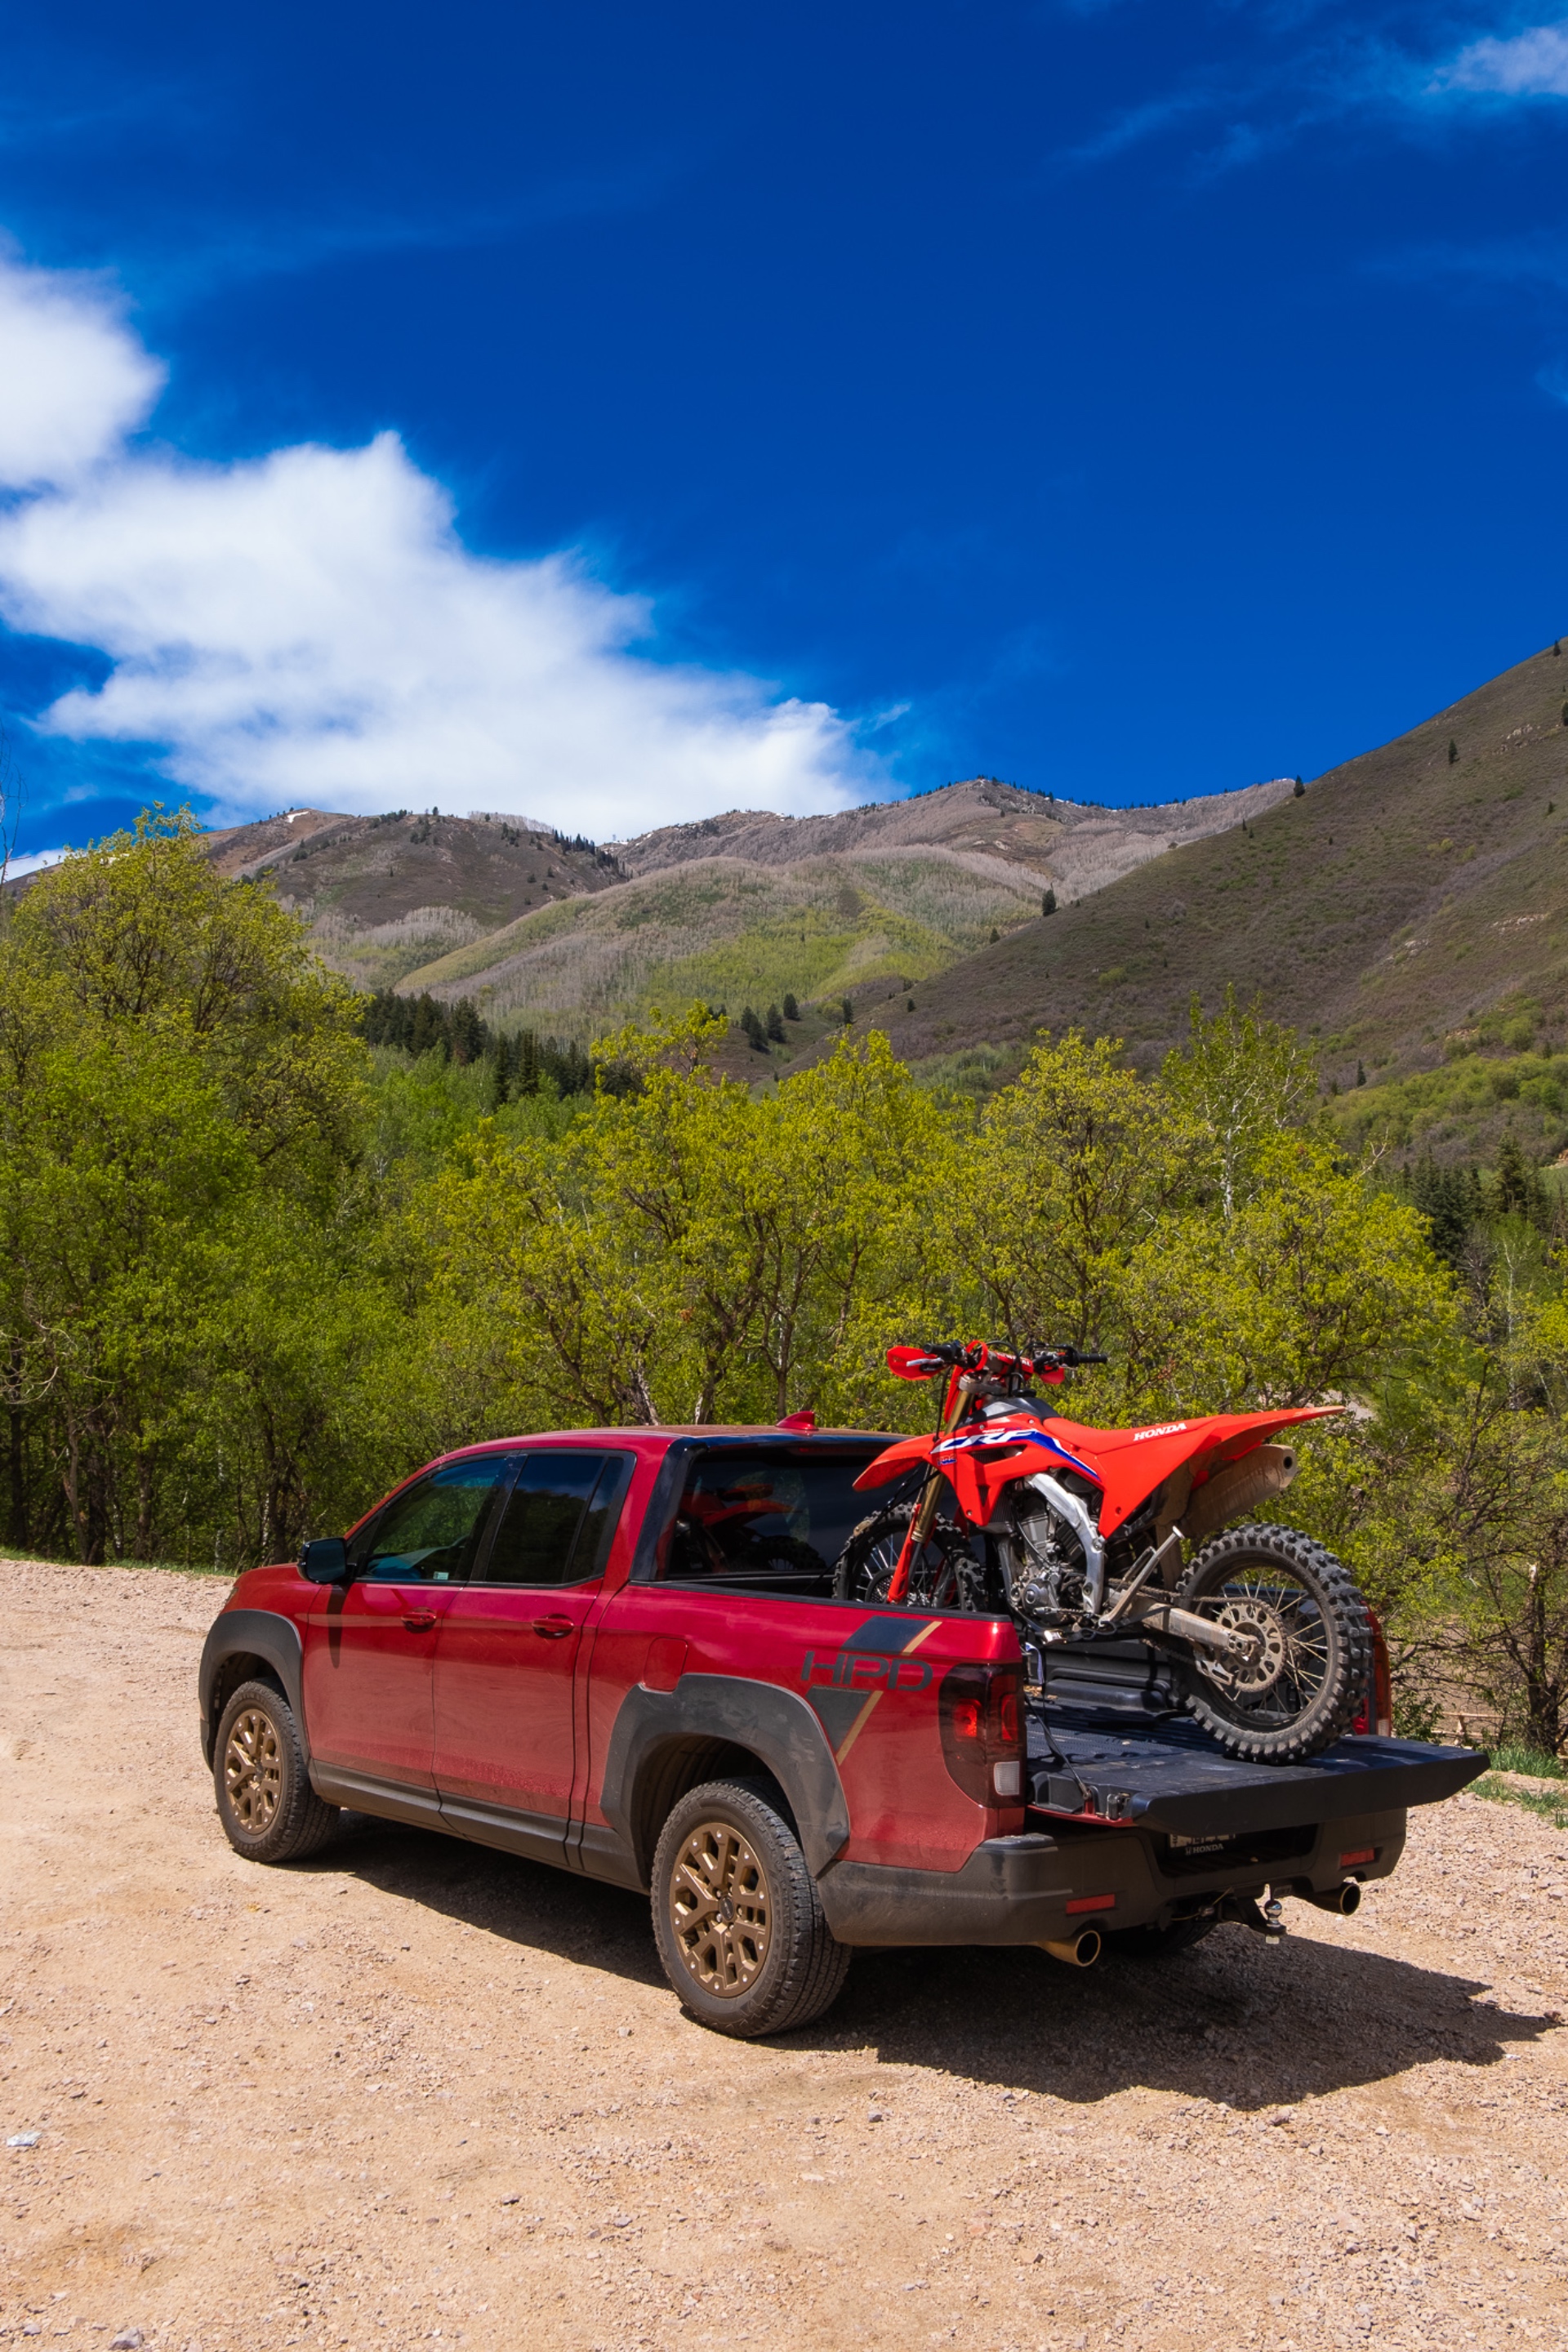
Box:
left=1431, top=19, right=1568, bottom=97
left=0, top=252, right=867, bottom=836
left=0, top=257, right=163, bottom=488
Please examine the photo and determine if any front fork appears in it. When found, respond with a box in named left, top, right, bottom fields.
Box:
left=886, top=1370, right=969, bottom=1604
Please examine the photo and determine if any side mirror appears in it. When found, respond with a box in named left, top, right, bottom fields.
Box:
left=299, top=1536, right=350, bottom=1584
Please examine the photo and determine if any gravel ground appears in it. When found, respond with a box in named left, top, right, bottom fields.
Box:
left=3, top=1557, right=1568, bottom=2352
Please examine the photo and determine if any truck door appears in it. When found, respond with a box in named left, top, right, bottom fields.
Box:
left=431, top=1449, right=633, bottom=1864
left=302, top=1457, right=511, bottom=1801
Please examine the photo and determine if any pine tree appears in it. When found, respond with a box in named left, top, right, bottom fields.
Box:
left=765, top=1003, right=785, bottom=1042
left=1493, top=1134, right=1548, bottom=1227
left=488, top=1033, right=512, bottom=1111
left=782, top=992, right=800, bottom=1022
left=450, top=998, right=488, bottom=1066
left=517, top=1028, right=541, bottom=1098
left=740, top=1007, right=766, bottom=1049
left=1356, top=1060, right=1366, bottom=1086
left=1448, top=739, right=1459, bottom=764
left=1293, top=777, right=1305, bottom=797
left=841, top=996, right=853, bottom=1026
left=1042, top=888, right=1057, bottom=916
left=988, top=926, right=1000, bottom=943
left=1409, top=1153, right=1472, bottom=1268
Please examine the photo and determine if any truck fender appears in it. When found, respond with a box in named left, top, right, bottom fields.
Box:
left=598, top=1674, right=852, bottom=1884
left=198, top=1610, right=308, bottom=1769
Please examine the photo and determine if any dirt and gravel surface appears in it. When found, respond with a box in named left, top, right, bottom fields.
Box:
left=5, top=1558, right=1568, bottom=2352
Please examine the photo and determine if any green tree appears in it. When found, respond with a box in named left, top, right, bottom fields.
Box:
left=1041, top=888, right=1057, bottom=915
left=1449, top=738, right=1459, bottom=764
left=0, top=811, right=373, bottom=1563
left=782, top=992, right=800, bottom=1022
left=1161, top=987, right=1320, bottom=1221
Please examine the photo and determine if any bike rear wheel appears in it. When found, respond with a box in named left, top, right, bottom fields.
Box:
left=1174, top=1521, right=1370, bottom=1764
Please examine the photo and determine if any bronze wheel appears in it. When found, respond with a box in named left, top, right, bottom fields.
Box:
left=668, top=1820, right=773, bottom=1998
left=224, top=1704, right=283, bottom=1834
left=650, top=1779, right=851, bottom=2038
left=212, top=1677, right=339, bottom=1864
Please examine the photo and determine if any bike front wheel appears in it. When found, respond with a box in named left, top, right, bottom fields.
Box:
left=832, top=1503, right=984, bottom=1610
left=1174, top=1521, right=1371, bottom=1764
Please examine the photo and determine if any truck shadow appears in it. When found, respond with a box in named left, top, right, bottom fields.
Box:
left=324, top=1815, right=1554, bottom=2111
left=833, top=1936, right=1557, bottom=2112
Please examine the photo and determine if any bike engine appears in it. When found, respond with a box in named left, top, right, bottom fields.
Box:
left=1005, top=1496, right=1086, bottom=1628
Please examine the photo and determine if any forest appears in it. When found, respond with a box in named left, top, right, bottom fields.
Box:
left=4, top=814, right=1567, bottom=1750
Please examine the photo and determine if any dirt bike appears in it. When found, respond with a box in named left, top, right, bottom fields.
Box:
left=834, top=1341, right=1371, bottom=1765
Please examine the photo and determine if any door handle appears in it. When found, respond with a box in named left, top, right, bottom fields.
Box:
left=532, top=1615, right=575, bottom=1639
left=401, top=1610, right=437, bottom=1631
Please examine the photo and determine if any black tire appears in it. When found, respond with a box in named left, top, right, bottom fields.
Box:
left=213, top=1678, right=340, bottom=1864
left=832, top=1503, right=987, bottom=1610
left=1174, top=1521, right=1370, bottom=1764
left=1102, top=1918, right=1217, bottom=1960
left=650, top=1777, right=851, bottom=2038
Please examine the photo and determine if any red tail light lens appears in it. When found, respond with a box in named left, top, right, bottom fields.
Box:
left=939, top=1665, right=1025, bottom=1804
left=1351, top=1606, right=1395, bottom=1740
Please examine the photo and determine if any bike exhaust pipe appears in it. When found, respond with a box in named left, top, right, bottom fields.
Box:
left=1306, top=1880, right=1362, bottom=1917
left=1039, top=1928, right=1102, bottom=1968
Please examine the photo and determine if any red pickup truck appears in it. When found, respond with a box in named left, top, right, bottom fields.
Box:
left=198, top=1424, right=1482, bottom=2037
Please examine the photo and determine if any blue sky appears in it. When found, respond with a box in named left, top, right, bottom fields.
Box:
left=2, top=0, right=1567, bottom=859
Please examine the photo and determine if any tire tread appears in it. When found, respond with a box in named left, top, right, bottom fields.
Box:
left=1175, top=1521, right=1371, bottom=1765
left=651, top=1776, right=850, bottom=2039
left=214, top=1678, right=340, bottom=1864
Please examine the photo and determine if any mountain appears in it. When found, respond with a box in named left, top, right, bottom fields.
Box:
left=194, top=775, right=1294, bottom=1039
left=858, top=643, right=1568, bottom=1155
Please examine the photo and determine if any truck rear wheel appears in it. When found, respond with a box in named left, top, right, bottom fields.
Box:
left=650, top=1777, right=851, bottom=2038
left=213, top=1678, right=340, bottom=1864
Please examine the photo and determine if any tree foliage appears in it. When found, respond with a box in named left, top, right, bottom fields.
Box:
left=10, top=834, right=1568, bottom=1752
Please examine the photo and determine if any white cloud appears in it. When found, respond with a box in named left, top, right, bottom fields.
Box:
left=0, top=254, right=163, bottom=486
left=2, top=844, right=70, bottom=880
left=1432, top=19, right=1568, bottom=97
left=0, top=253, right=869, bottom=837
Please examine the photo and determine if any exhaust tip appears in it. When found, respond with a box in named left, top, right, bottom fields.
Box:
left=1039, top=1928, right=1102, bottom=1968
left=1307, top=1878, right=1362, bottom=1916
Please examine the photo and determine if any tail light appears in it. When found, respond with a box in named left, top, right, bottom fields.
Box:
left=1351, top=1606, right=1394, bottom=1740
left=939, top=1664, right=1024, bottom=1803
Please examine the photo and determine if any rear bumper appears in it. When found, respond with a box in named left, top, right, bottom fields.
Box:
left=817, top=1808, right=1410, bottom=1947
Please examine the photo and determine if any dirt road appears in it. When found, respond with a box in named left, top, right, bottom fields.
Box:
left=3, top=1559, right=1568, bottom=2352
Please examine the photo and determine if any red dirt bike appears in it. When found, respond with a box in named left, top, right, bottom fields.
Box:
left=835, top=1341, right=1371, bottom=1764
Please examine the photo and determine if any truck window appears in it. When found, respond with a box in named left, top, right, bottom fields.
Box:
left=661, top=1448, right=880, bottom=1594
left=478, top=1450, right=633, bottom=1588
left=349, top=1459, right=510, bottom=1584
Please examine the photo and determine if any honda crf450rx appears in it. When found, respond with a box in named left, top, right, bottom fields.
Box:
left=835, top=1342, right=1371, bottom=1764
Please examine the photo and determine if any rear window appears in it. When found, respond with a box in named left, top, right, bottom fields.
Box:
left=660, top=1446, right=884, bottom=1594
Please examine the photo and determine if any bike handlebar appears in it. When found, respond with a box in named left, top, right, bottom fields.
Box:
left=888, top=1339, right=1109, bottom=1380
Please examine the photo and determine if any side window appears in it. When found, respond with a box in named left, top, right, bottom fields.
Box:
left=479, top=1450, right=632, bottom=1588
left=349, top=1459, right=510, bottom=1584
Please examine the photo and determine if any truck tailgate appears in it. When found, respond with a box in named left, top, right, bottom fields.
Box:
left=1030, top=1704, right=1486, bottom=1838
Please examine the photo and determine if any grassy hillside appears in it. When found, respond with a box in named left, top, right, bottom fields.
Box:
left=399, top=847, right=1046, bottom=1045
left=870, top=642, right=1568, bottom=1141
left=202, top=807, right=618, bottom=987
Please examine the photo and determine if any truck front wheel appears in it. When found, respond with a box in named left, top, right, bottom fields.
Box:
left=651, top=1778, right=851, bottom=2038
left=213, top=1678, right=340, bottom=1864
